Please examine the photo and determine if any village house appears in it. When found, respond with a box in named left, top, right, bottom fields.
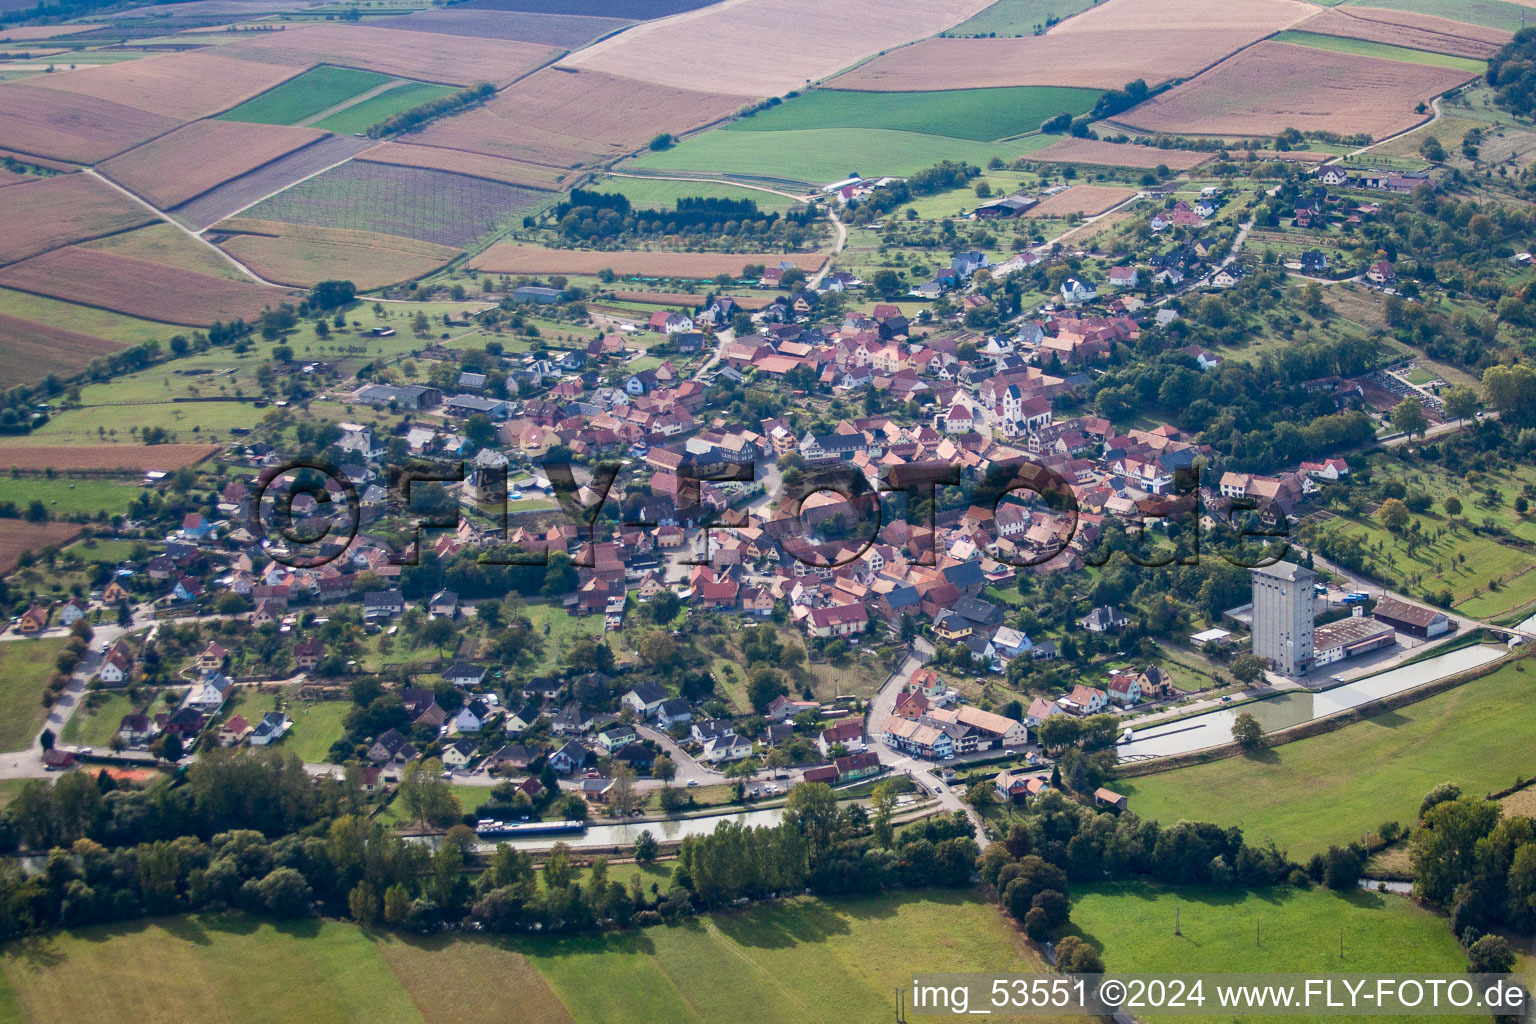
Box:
left=248, top=712, right=292, bottom=747
left=817, top=718, right=865, bottom=757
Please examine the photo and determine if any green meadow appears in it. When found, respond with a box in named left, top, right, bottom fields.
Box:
left=1271, top=30, right=1487, bottom=72
left=728, top=86, right=1102, bottom=142
left=0, top=892, right=1059, bottom=1024
left=630, top=127, right=1055, bottom=187
left=1117, top=658, right=1529, bottom=858
left=218, top=66, right=396, bottom=125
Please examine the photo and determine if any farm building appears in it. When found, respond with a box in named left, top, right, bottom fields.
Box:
left=1312, top=616, right=1397, bottom=667
left=1372, top=597, right=1453, bottom=640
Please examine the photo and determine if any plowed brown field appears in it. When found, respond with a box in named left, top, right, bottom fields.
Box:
left=224, top=22, right=559, bottom=87
left=0, top=174, right=154, bottom=267
left=29, top=51, right=306, bottom=120
left=0, top=445, right=218, bottom=471
left=0, top=521, right=82, bottom=573
left=0, top=85, right=178, bottom=164
left=561, top=0, right=996, bottom=97
left=1110, top=41, right=1474, bottom=139
left=100, top=121, right=328, bottom=209
left=0, top=313, right=125, bottom=389
left=1026, top=185, right=1137, bottom=218
left=1030, top=139, right=1213, bottom=169
left=829, top=0, right=1313, bottom=91
left=0, top=248, right=295, bottom=326
left=408, top=68, right=742, bottom=170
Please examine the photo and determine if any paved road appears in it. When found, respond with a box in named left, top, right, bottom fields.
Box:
left=866, top=650, right=990, bottom=848
left=693, top=327, right=735, bottom=381
left=634, top=722, right=719, bottom=786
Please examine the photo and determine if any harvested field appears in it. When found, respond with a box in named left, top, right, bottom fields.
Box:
left=471, top=245, right=826, bottom=277
left=562, top=0, right=998, bottom=97
left=29, top=50, right=305, bottom=120
left=0, top=520, right=81, bottom=574
left=0, top=173, right=153, bottom=267
left=1030, top=138, right=1213, bottom=169
left=0, top=84, right=179, bottom=163
left=80, top=224, right=251, bottom=282
left=830, top=0, right=1314, bottom=91
left=0, top=248, right=294, bottom=326
left=0, top=24, right=104, bottom=40
left=1025, top=184, right=1137, bottom=218
left=1111, top=41, right=1475, bottom=139
left=829, top=32, right=1259, bottom=90
left=0, top=312, right=126, bottom=389
left=1051, top=0, right=1313, bottom=35
left=409, top=67, right=743, bottom=170
left=356, top=142, right=569, bottom=190
left=224, top=23, right=560, bottom=87
left=374, top=9, right=635, bottom=46
left=0, top=444, right=217, bottom=471
left=1295, top=5, right=1510, bottom=59
left=213, top=218, right=460, bottom=289
left=99, top=120, right=327, bottom=209
left=0, top=148, right=78, bottom=173
left=170, top=134, right=374, bottom=232
left=459, top=0, right=719, bottom=14
left=240, top=161, right=545, bottom=247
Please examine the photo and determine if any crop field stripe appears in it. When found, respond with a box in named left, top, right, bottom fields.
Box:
left=216, top=65, right=396, bottom=125
left=1270, top=28, right=1488, bottom=70
left=312, top=81, right=459, bottom=135
left=944, top=0, right=1099, bottom=36
left=1343, top=0, right=1535, bottom=33
left=631, top=125, right=1051, bottom=186
left=723, top=85, right=1103, bottom=142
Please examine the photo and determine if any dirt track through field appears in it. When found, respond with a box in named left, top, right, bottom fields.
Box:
left=83, top=169, right=280, bottom=286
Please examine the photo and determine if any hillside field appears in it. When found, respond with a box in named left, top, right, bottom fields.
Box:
left=1116, top=658, right=1531, bottom=858
left=630, top=126, right=1052, bottom=186
left=218, top=65, right=396, bottom=125
left=727, top=86, right=1102, bottom=142
left=1270, top=29, right=1487, bottom=71
left=0, top=892, right=1062, bottom=1024
left=1343, top=0, right=1533, bottom=33
left=313, top=81, right=458, bottom=135
left=944, top=0, right=1099, bottom=36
